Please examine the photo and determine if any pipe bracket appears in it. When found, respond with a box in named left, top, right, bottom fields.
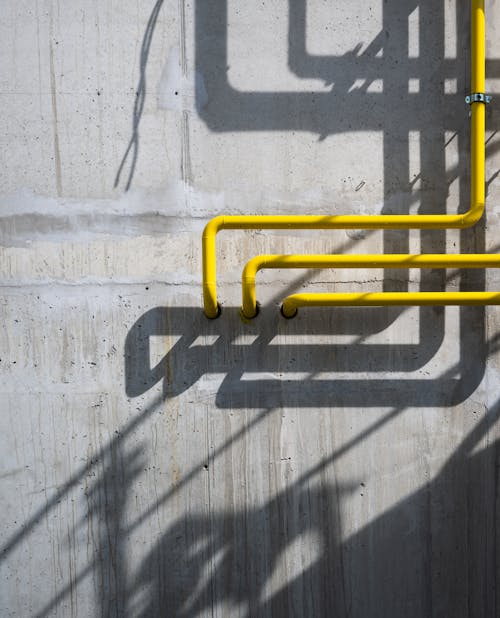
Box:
left=466, top=92, right=492, bottom=104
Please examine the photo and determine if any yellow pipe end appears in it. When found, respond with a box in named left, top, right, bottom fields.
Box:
left=281, top=301, right=298, bottom=319
left=203, top=281, right=221, bottom=318
left=240, top=302, right=259, bottom=321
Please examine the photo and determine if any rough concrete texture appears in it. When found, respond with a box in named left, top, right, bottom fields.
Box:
left=1, top=1, right=500, bottom=616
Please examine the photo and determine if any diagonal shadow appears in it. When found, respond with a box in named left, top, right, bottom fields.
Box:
left=98, top=401, right=500, bottom=617
left=29, top=394, right=500, bottom=617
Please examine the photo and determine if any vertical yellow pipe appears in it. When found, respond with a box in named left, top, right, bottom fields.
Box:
left=469, top=104, right=485, bottom=224
left=469, top=0, right=485, bottom=224
left=472, top=0, right=485, bottom=93
left=202, top=218, right=222, bottom=317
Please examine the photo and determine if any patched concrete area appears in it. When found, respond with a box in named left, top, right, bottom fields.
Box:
left=1, top=1, right=500, bottom=616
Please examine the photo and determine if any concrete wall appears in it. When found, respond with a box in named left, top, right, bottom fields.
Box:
left=1, top=1, right=500, bottom=616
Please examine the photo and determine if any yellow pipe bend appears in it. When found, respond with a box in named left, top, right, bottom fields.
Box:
left=281, top=292, right=500, bottom=319
left=241, top=254, right=500, bottom=319
left=202, top=0, right=487, bottom=318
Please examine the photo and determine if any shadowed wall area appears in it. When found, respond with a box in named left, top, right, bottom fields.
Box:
left=1, top=1, right=500, bottom=616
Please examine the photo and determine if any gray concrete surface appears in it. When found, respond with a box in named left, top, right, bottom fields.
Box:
left=1, top=1, right=500, bottom=616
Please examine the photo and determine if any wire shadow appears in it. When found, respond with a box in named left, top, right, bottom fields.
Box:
left=114, top=0, right=165, bottom=191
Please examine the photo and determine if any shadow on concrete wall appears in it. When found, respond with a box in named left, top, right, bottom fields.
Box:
left=118, top=405, right=500, bottom=617
left=124, top=300, right=486, bottom=408
left=5, top=1, right=500, bottom=615
left=28, top=395, right=500, bottom=617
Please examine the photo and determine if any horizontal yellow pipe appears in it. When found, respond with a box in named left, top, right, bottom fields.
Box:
left=282, top=292, right=500, bottom=318
left=241, top=254, right=500, bottom=318
left=202, top=0, right=486, bottom=318
left=281, top=292, right=500, bottom=318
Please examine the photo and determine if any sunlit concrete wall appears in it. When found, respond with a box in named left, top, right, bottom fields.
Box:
left=1, top=1, right=500, bottom=616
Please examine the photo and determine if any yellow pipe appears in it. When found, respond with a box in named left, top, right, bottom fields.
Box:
left=202, top=0, right=487, bottom=318
left=472, top=0, right=485, bottom=94
left=241, top=254, right=500, bottom=318
left=281, top=292, right=500, bottom=318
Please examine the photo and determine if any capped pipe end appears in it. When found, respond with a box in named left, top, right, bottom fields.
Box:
left=240, top=302, right=260, bottom=321
left=280, top=304, right=298, bottom=319
left=204, top=303, right=222, bottom=319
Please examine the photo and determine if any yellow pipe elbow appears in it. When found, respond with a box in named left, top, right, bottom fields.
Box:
left=242, top=254, right=500, bottom=319
left=202, top=216, right=225, bottom=318
left=241, top=256, right=262, bottom=318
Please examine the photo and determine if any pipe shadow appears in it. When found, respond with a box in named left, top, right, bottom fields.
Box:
left=195, top=0, right=476, bottom=133
left=125, top=298, right=485, bottom=408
